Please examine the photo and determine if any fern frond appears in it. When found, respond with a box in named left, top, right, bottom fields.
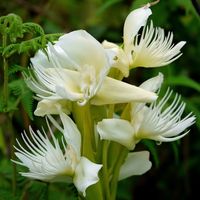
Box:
left=2, top=43, right=20, bottom=57
left=8, top=79, right=24, bottom=96
left=0, top=13, right=23, bottom=42
left=8, top=65, right=28, bottom=75
left=8, top=79, right=34, bottom=119
left=22, top=22, right=45, bottom=36
left=45, top=33, right=63, bottom=42
left=21, top=89, right=34, bottom=120
left=3, top=33, right=63, bottom=57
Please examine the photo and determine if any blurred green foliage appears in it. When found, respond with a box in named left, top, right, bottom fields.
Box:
left=0, top=0, right=200, bottom=199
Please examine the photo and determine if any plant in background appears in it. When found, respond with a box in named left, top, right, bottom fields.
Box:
left=0, top=13, right=62, bottom=196
left=0, top=1, right=197, bottom=200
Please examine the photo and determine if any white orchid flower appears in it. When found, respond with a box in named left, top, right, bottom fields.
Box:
left=13, top=113, right=102, bottom=197
left=97, top=73, right=195, bottom=149
left=26, top=30, right=157, bottom=107
left=104, top=4, right=185, bottom=76
left=119, top=151, right=152, bottom=180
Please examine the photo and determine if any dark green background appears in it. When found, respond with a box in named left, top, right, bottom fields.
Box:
left=0, top=0, right=200, bottom=199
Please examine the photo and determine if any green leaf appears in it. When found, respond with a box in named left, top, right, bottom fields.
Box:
left=165, top=75, right=200, bottom=92
left=27, top=181, right=48, bottom=200
left=0, top=129, right=6, bottom=154
left=0, top=188, right=18, bottom=200
left=183, top=98, right=200, bottom=129
left=171, top=142, right=180, bottom=165
left=142, top=140, right=160, bottom=167
left=49, top=183, right=78, bottom=200
left=3, top=33, right=62, bottom=58
left=22, top=22, right=45, bottom=36
left=0, top=96, right=4, bottom=112
left=8, top=79, right=24, bottom=96
left=97, top=0, right=123, bottom=15
left=8, top=65, right=28, bottom=75
left=21, top=89, right=34, bottom=120
left=8, top=79, right=34, bottom=119
left=131, top=0, right=149, bottom=9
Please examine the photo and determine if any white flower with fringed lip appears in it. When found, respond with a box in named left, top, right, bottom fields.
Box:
left=103, top=4, right=186, bottom=77
left=97, top=73, right=195, bottom=150
left=13, top=112, right=102, bottom=197
left=26, top=30, right=157, bottom=113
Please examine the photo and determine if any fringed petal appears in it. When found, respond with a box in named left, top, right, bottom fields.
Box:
left=131, top=21, right=186, bottom=68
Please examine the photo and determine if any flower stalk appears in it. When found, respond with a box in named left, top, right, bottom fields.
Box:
left=110, top=147, right=129, bottom=200
left=72, top=102, right=95, bottom=161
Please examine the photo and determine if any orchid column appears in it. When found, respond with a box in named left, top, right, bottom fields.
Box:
left=13, top=3, right=195, bottom=200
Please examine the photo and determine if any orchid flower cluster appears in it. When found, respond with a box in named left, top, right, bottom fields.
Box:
left=13, top=3, right=195, bottom=200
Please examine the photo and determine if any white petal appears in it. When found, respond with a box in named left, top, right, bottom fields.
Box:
left=34, top=99, right=71, bottom=116
left=123, top=6, right=152, bottom=54
left=51, top=43, right=80, bottom=71
left=102, top=40, right=118, bottom=66
left=60, top=113, right=81, bottom=157
left=135, top=90, right=195, bottom=143
left=163, top=116, right=195, bottom=137
left=56, top=30, right=109, bottom=73
left=31, top=49, right=55, bottom=70
left=28, top=30, right=111, bottom=105
left=139, top=73, right=164, bottom=92
left=102, top=40, right=129, bottom=77
left=97, top=119, right=135, bottom=150
left=131, top=106, right=147, bottom=135
left=14, top=152, right=36, bottom=169
left=131, top=22, right=186, bottom=68
left=131, top=73, right=164, bottom=123
left=45, top=68, right=84, bottom=101
left=13, top=126, right=75, bottom=183
left=73, top=157, right=102, bottom=197
left=130, top=72, right=164, bottom=127
left=119, top=151, right=152, bottom=181
left=153, top=132, right=189, bottom=142
left=91, top=76, right=157, bottom=105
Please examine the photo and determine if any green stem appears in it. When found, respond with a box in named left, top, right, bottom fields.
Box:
left=9, top=117, right=17, bottom=195
left=110, top=146, right=128, bottom=200
left=72, top=102, right=95, bottom=161
left=84, top=182, right=103, bottom=200
left=107, top=104, right=114, bottom=118
left=72, top=102, right=103, bottom=199
left=121, top=103, right=131, bottom=121
left=1, top=115, right=17, bottom=194
left=102, top=141, right=111, bottom=199
left=2, top=33, right=16, bottom=194
left=2, top=34, right=8, bottom=110
left=108, top=142, right=121, bottom=173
